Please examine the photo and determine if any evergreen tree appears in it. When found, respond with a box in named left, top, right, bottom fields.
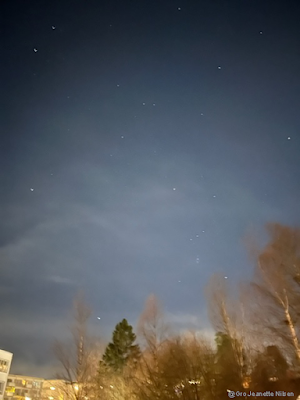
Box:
left=214, top=332, right=246, bottom=395
left=250, top=345, right=289, bottom=391
left=102, top=318, right=140, bottom=372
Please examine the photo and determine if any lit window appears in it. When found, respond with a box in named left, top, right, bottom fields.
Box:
left=0, top=360, right=9, bottom=373
left=50, top=387, right=56, bottom=391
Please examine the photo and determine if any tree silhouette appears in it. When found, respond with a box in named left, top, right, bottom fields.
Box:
left=102, top=318, right=140, bottom=372
left=250, top=345, right=289, bottom=392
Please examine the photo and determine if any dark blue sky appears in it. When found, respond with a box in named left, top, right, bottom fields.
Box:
left=1, top=0, right=300, bottom=377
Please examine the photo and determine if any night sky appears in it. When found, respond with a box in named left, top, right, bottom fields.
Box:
left=1, top=0, right=300, bottom=377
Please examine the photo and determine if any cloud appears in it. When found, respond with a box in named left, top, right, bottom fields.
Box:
left=167, top=312, right=202, bottom=327
left=1, top=151, right=298, bottom=376
left=46, top=275, right=75, bottom=285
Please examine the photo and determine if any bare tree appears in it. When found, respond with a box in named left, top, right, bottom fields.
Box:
left=95, top=361, right=138, bottom=400
left=130, top=294, right=172, bottom=399
left=206, top=274, right=249, bottom=388
left=53, top=292, right=97, bottom=400
left=247, top=223, right=300, bottom=363
left=137, top=294, right=169, bottom=351
left=132, top=295, right=218, bottom=400
left=159, top=333, right=216, bottom=400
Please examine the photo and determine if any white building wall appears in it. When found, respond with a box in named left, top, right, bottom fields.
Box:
left=0, top=350, right=13, bottom=400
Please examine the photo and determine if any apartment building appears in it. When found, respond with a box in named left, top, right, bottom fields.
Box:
left=0, top=350, right=13, bottom=400
left=4, top=376, right=79, bottom=400
left=4, top=374, right=44, bottom=400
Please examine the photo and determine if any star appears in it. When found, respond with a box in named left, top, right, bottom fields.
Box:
left=30, top=188, right=34, bottom=191
left=287, top=137, right=291, bottom=140
left=172, top=187, right=176, bottom=191
left=178, top=7, right=181, bottom=11
left=218, top=66, right=221, bottom=69
left=33, top=48, right=38, bottom=52
left=52, top=26, right=56, bottom=30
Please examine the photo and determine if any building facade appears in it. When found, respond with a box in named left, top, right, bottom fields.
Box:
left=0, top=350, right=13, bottom=400
left=4, top=375, right=44, bottom=400
left=4, top=377, right=78, bottom=400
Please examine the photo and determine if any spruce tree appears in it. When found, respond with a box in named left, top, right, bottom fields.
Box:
left=102, top=318, right=140, bottom=371
left=214, top=332, right=246, bottom=394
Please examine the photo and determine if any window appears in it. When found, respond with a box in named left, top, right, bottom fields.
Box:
left=0, top=381, right=5, bottom=395
left=0, top=360, right=9, bottom=373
